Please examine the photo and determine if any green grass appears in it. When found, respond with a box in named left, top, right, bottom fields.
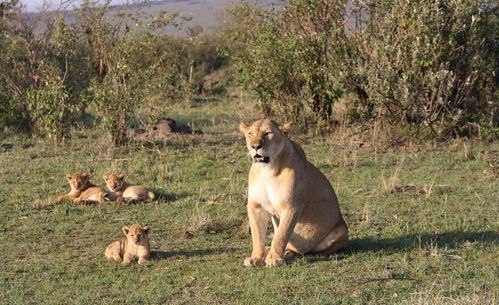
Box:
left=0, top=97, right=497, bottom=305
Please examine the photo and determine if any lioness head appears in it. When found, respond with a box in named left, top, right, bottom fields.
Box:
left=239, top=119, right=292, bottom=166
left=65, top=173, right=91, bottom=191
left=103, top=173, right=125, bottom=192
left=123, top=224, right=150, bottom=245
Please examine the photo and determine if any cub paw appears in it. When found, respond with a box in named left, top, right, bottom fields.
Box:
left=243, top=257, right=264, bottom=267
left=265, top=251, right=285, bottom=267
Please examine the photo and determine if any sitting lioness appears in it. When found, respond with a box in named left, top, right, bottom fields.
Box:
left=58, top=173, right=108, bottom=204
left=103, top=173, right=155, bottom=204
left=239, top=119, right=348, bottom=267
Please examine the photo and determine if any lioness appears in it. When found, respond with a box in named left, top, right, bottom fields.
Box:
left=105, top=224, right=151, bottom=265
left=58, top=173, right=108, bottom=204
left=240, top=119, right=348, bottom=267
left=103, top=173, right=155, bottom=204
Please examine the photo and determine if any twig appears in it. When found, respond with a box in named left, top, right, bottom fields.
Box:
left=359, top=277, right=421, bottom=284
left=90, top=158, right=132, bottom=162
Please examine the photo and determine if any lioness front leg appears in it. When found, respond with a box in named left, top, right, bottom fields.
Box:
left=266, top=206, right=300, bottom=267
left=244, top=201, right=270, bottom=267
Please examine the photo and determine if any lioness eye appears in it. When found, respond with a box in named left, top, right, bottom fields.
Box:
left=248, top=131, right=253, bottom=137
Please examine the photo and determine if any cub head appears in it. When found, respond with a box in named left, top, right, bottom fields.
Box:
left=122, top=224, right=150, bottom=245
left=239, top=119, right=292, bottom=167
left=103, top=173, right=125, bottom=192
left=65, top=173, right=91, bottom=191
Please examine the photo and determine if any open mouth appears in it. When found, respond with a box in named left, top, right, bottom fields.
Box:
left=253, top=154, right=270, bottom=163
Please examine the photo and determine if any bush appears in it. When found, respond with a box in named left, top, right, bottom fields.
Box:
left=0, top=8, right=90, bottom=142
left=224, top=0, right=350, bottom=127
left=353, top=0, right=497, bottom=137
left=1, top=0, right=230, bottom=145
left=225, top=0, right=497, bottom=138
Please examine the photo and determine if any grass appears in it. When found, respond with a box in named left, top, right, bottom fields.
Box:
left=0, top=96, right=498, bottom=305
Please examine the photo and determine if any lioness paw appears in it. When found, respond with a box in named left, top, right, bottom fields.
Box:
left=265, top=251, right=285, bottom=267
left=243, top=257, right=264, bottom=267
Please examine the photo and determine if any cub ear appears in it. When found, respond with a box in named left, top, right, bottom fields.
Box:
left=65, top=174, right=72, bottom=179
left=81, top=173, right=90, bottom=179
left=239, top=122, right=250, bottom=133
left=102, top=174, right=108, bottom=180
left=122, top=226, right=129, bottom=235
left=279, top=122, right=293, bottom=134
left=117, top=174, right=125, bottom=180
left=143, top=226, right=150, bottom=235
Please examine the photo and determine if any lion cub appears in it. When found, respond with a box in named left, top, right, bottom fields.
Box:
left=105, top=224, right=151, bottom=265
left=103, top=173, right=155, bottom=204
left=58, top=173, right=107, bottom=204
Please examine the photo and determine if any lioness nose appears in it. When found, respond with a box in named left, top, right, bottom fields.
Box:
left=252, top=143, right=262, bottom=150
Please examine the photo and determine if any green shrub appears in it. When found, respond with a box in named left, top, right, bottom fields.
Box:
left=0, top=10, right=90, bottom=142
left=224, top=0, right=350, bottom=127
left=349, top=0, right=497, bottom=137
left=225, top=0, right=496, bottom=138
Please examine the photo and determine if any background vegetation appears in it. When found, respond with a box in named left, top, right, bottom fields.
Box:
left=1, top=0, right=497, bottom=144
left=0, top=0, right=497, bottom=304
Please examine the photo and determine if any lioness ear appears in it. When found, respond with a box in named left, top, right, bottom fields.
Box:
left=279, top=122, right=293, bottom=134
left=122, top=226, right=129, bottom=235
left=117, top=174, right=125, bottom=180
left=65, top=174, right=71, bottom=179
left=102, top=174, right=108, bottom=180
left=81, top=173, right=89, bottom=179
left=239, top=122, right=250, bottom=133
left=143, top=226, right=150, bottom=235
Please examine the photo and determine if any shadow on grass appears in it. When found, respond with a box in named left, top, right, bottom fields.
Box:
left=0, top=143, right=14, bottom=152
left=347, top=230, right=498, bottom=254
left=152, top=189, right=191, bottom=203
left=287, top=230, right=498, bottom=265
left=150, top=247, right=240, bottom=260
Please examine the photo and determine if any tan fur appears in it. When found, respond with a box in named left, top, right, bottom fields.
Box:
left=58, top=173, right=107, bottom=204
left=103, top=173, right=155, bottom=204
left=104, top=224, right=151, bottom=265
left=239, top=119, right=348, bottom=267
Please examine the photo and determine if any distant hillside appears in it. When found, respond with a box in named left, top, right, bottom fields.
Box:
left=26, top=0, right=279, bottom=35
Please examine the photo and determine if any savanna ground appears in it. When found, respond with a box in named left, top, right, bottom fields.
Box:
left=0, top=96, right=497, bottom=305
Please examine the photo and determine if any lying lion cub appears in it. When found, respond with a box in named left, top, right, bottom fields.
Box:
left=103, top=173, right=155, bottom=204
left=240, top=119, right=348, bottom=267
left=58, top=173, right=108, bottom=204
left=105, top=224, right=151, bottom=265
